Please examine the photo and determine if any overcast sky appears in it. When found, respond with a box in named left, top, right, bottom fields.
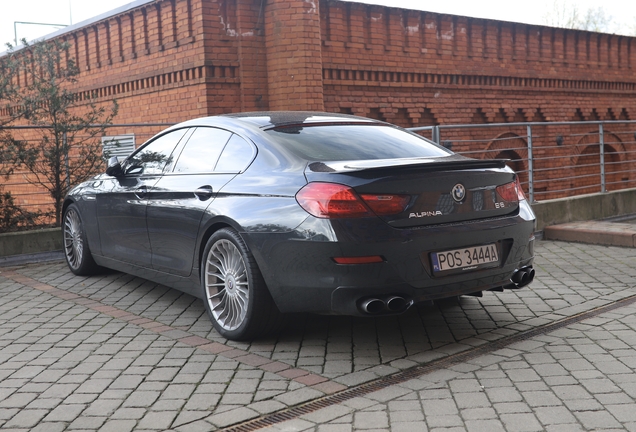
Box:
left=1, top=0, right=635, bottom=48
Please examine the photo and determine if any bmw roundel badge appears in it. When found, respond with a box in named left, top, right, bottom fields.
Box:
left=451, top=183, right=466, bottom=202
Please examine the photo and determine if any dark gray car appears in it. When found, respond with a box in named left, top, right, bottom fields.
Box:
left=62, top=112, right=536, bottom=340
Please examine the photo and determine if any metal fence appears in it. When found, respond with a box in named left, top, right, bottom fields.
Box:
left=2, top=120, right=636, bottom=218
left=410, top=120, right=636, bottom=203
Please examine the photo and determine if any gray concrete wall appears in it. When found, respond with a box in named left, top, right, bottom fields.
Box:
left=531, top=188, right=636, bottom=232
left=0, top=228, right=62, bottom=258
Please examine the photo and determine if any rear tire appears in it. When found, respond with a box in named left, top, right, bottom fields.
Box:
left=201, top=228, right=283, bottom=340
left=63, top=203, right=100, bottom=276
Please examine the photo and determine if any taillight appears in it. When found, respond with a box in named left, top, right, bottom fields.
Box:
left=360, top=194, right=411, bottom=216
left=296, top=182, right=410, bottom=218
left=296, top=183, right=370, bottom=218
left=496, top=177, right=526, bottom=202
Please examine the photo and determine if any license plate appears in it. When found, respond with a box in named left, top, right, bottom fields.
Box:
left=431, top=243, right=499, bottom=273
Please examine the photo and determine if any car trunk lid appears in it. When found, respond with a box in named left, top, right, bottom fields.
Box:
left=304, top=155, right=521, bottom=228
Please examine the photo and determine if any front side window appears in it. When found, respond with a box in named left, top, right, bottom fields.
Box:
left=125, top=129, right=188, bottom=175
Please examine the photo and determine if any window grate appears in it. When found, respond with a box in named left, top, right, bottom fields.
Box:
left=102, top=134, right=135, bottom=160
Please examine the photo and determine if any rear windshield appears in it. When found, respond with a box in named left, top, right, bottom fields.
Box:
left=265, top=124, right=451, bottom=161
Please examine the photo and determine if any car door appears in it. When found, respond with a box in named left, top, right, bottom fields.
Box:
left=97, top=128, right=189, bottom=267
left=146, top=128, right=256, bottom=276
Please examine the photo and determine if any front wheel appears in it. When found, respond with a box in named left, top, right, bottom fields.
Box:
left=63, top=203, right=100, bottom=276
left=201, top=228, right=282, bottom=340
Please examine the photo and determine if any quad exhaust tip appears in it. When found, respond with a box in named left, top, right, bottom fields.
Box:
left=360, top=298, right=386, bottom=314
left=359, top=295, right=410, bottom=314
left=386, top=296, right=407, bottom=311
left=509, top=266, right=535, bottom=288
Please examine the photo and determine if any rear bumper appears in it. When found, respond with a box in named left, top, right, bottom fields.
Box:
left=244, top=202, right=536, bottom=315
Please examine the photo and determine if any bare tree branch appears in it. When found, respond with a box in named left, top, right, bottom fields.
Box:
left=542, top=0, right=615, bottom=33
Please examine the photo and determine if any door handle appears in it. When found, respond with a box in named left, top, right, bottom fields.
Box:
left=134, top=186, right=148, bottom=199
left=194, top=185, right=214, bottom=201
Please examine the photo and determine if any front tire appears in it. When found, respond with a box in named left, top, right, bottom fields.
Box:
left=202, top=228, right=282, bottom=340
left=63, top=203, right=100, bottom=276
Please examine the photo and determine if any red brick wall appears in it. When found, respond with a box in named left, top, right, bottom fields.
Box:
left=319, top=1, right=636, bottom=125
left=264, top=0, right=324, bottom=110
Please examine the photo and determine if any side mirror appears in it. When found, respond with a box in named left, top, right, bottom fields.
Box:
left=105, top=156, right=123, bottom=177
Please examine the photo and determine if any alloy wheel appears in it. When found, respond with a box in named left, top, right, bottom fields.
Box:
left=204, top=239, right=250, bottom=331
left=63, top=208, right=84, bottom=270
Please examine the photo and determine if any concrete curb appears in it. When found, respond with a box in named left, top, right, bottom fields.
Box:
left=531, top=188, right=636, bottom=232
left=0, top=228, right=62, bottom=258
left=543, top=221, right=636, bottom=247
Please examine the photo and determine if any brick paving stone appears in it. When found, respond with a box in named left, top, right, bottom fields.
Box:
left=294, top=373, right=328, bottom=386
left=110, top=407, right=145, bottom=419
left=552, top=384, right=594, bottom=401
left=353, top=409, right=389, bottom=429
left=172, top=410, right=209, bottom=428
left=3, top=408, right=48, bottom=428
left=43, top=404, right=85, bottom=422
left=205, top=406, right=259, bottom=427
left=333, top=371, right=379, bottom=387
left=136, top=410, right=179, bottom=429
left=499, top=413, right=543, bottom=431
left=534, top=406, right=578, bottom=425
left=259, top=361, right=292, bottom=373
left=0, top=392, right=38, bottom=408
left=300, top=405, right=353, bottom=424
left=121, top=390, right=161, bottom=408
left=422, top=398, right=460, bottom=417
left=454, top=392, right=490, bottom=409
left=606, top=403, right=636, bottom=423
left=366, top=386, right=412, bottom=403
left=521, top=390, right=562, bottom=407
left=573, top=410, right=622, bottom=429
left=67, top=415, right=108, bottom=430
left=246, top=399, right=287, bottom=415
left=562, top=398, right=604, bottom=411
left=461, top=407, right=497, bottom=420
left=220, top=391, right=254, bottom=405
left=311, top=381, right=348, bottom=394
left=98, top=419, right=137, bottom=432
left=31, top=422, right=67, bottom=432
left=175, top=419, right=219, bottom=432
left=274, top=386, right=325, bottom=406
left=485, top=386, right=524, bottom=403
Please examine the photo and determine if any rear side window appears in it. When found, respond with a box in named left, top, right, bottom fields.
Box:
left=265, top=124, right=451, bottom=161
left=215, top=135, right=255, bottom=173
left=173, top=127, right=233, bottom=173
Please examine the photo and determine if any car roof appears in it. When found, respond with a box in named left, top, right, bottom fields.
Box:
left=170, top=111, right=383, bottom=131
left=221, top=111, right=381, bottom=129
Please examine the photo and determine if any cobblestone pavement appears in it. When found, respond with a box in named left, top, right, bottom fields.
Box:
left=0, top=240, right=635, bottom=431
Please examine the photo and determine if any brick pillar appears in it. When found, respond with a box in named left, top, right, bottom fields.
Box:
left=264, top=0, right=324, bottom=111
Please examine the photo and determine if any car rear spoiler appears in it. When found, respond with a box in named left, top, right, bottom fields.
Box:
left=307, top=155, right=509, bottom=173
